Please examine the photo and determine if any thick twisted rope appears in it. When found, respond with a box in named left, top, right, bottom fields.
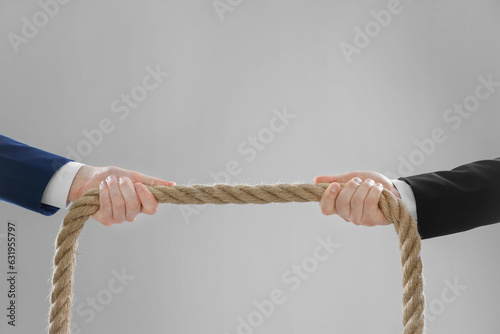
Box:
left=49, top=183, right=425, bottom=334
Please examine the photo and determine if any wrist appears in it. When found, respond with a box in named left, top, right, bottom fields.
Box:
left=67, top=165, right=97, bottom=202
left=391, top=184, right=402, bottom=199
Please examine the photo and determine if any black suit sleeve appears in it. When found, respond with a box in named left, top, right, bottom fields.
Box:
left=399, top=157, right=500, bottom=239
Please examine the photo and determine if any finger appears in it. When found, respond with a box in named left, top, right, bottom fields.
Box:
left=361, top=183, right=389, bottom=226
left=319, top=182, right=341, bottom=215
left=135, top=183, right=159, bottom=215
left=335, top=177, right=362, bottom=223
left=106, top=175, right=126, bottom=223
left=95, top=180, right=113, bottom=226
left=131, top=172, right=175, bottom=187
left=118, top=177, right=142, bottom=222
left=314, top=172, right=360, bottom=184
left=349, top=179, right=375, bottom=224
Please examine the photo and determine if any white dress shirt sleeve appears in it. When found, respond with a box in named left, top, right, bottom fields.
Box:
left=41, top=162, right=85, bottom=209
left=392, top=179, right=418, bottom=221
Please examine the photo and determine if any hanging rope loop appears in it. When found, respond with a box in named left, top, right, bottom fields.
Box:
left=49, top=183, right=425, bottom=334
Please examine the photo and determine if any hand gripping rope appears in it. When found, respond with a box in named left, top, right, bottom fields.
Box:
left=49, top=183, right=425, bottom=334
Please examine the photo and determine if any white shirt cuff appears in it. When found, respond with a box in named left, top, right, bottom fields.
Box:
left=41, top=162, right=85, bottom=209
left=392, top=179, right=418, bottom=221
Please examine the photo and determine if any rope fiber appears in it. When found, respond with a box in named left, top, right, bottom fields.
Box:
left=49, top=182, right=425, bottom=334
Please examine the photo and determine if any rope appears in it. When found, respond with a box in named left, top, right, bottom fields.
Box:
left=49, top=183, right=425, bottom=334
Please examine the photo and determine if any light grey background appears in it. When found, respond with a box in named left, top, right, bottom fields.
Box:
left=1, top=0, right=499, bottom=333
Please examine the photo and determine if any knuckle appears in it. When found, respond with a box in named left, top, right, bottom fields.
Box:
left=120, top=176, right=133, bottom=185
left=364, top=178, right=375, bottom=185
left=147, top=206, right=158, bottom=215
left=320, top=206, right=331, bottom=216
left=99, top=183, right=109, bottom=194
left=337, top=208, right=348, bottom=220
left=349, top=213, right=360, bottom=224
left=359, top=181, right=373, bottom=191
left=101, top=219, right=113, bottom=226
left=339, top=214, right=349, bottom=222
left=126, top=216, right=137, bottom=222
left=359, top=217, right=372, bottom=226
left=347, top=178, right=358, bottom=186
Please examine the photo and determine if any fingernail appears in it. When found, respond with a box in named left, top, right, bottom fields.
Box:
left=119, top=177, right=125, bottom=183
left=134, top=183, right=142, bottom=192
left=106, top=176, right=114, bottom=183
left=100, top=181, right=105, bottom=189
left=376, top=183, right=383, bottom=189
left=353, top=177, right=362, bottom=184
left=366, top=179, right=374, bottom=184
left=331, top=183, right=340, bottom=192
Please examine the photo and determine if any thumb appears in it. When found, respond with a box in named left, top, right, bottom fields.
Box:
left=319, top=182, right=342, bottom=216
left=314, top=171, right=360, bottom=184
left=134, top=172, right=176, bottom=187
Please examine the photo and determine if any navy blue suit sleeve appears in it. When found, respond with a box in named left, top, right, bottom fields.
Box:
left=399, top=157, right=500, bottom=239
left=0, top=134, right=72, bottom=216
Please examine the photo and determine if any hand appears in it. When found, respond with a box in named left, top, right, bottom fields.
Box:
left=314, top=171, right=401, bottom=226
left=68, top=165, right=175, bottom=226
